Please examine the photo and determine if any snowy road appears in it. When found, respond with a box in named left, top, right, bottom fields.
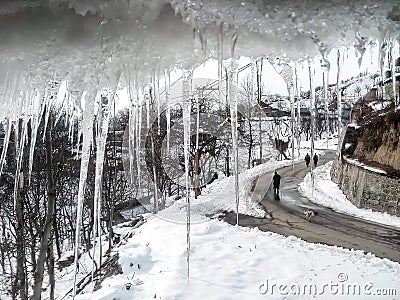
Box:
left=226, top=151, right=400, bottom=262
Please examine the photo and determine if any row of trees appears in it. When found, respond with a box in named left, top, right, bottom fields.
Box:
left=0, top=106, right=133, bottom=299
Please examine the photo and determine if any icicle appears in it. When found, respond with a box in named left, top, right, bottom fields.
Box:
left=320, top=55, right=330, bottom=150
left=250, top=57, right=257, bottom=165
left=146, top=84, right=151, bottom=129
left=13, top=117, right=28, bottom=209
left=28, top=90, right=44, bottom=184
left=294, top=62, right=302, bottom=158
left=181, top=68, right=192, bottom=281
left=136, top=86, right=143, bottom=197
left=308, top=60, right=316, bottom=187
left=218, top=22, right=224, bottom=105
left=198, top=27, right=208, bottom=61
left=42, top=84, right=56, bottom=143
left=250, top=58, right=256, bottom=104
left=336, top=50, right=343, bottom=139
left=126, top=69, right=136, bottom=186
left=73, top=88, right=97, bottom=298
left=390, top=40, right=397, bottom=107
left=0, top=118, right=12, bottom=177
left=91, top=94, right=112, bottom=288
left=379, top=40, right=388, bottom=101
left=256, top=58, right=264, bottom=161
left=91, top=71, right=120, bottom=288
left=53, top=81, right=68, bottom=127
left=128, top=104, right=135, bottom=186
left=276, top=60, right=294, bottom=166
left=228, top=30, right=239, bottom=226
left=149, top=81, right=159, bottom=214
left=156, top=70, right=161, bottom=135
left=194, top=92, right=200, bottom=199
left=165, top=70, right=171, bottom=152
left=288, top=62, right=295, bottom=170
left=354, top=33, right=368, bottom=68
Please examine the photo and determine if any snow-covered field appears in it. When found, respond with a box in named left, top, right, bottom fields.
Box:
left=299, top=161, right=400, bottom=229
left=76, top=215, right=400, bottom=300
left=69, top=148, right=400, bottom=300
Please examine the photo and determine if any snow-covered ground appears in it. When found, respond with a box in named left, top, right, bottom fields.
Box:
left=67, top=143, right=400, bottom=300
left=10, top=136, right=397, bottom=300
left=75, top=215, right=400, bottom=300
left=299, top=161, right=400, bottom=229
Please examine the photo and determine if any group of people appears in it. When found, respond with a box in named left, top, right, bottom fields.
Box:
left=272, top=152, right=319, bottom=197
left=304, top=152, right=318, bottom=168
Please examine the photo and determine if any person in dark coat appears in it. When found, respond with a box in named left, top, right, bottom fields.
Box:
left=313, top=153, right=318, bottom=167
left=305, top=153, right=310, bottom=167
left=272, top=171, right=281, bottom=195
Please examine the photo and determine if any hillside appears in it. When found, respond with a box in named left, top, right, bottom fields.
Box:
left=344, top=89, right=400, bottom=176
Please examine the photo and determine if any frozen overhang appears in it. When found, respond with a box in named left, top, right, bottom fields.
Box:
left=0, top=0, right=399, bottom=118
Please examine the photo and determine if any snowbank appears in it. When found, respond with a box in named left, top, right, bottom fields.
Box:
left=299, top=161, right=400, bottom=229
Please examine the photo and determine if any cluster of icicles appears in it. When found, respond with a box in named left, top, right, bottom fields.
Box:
left=0, top=24, right=399, bottom=298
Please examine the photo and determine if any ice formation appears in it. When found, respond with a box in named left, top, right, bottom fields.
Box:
left=0, top=0, right=399, bottom=292
left=0, top=1, right=399, bottom=141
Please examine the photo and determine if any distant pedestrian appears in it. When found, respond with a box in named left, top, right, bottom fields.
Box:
left=313, top=153, right=319, bottom=167
left=305, top=153, right=310, bottom=167
left=273, top=171, right=281, bottom=195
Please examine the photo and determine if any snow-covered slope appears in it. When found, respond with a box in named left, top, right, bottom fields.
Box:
left=74, top=212, right=400, bottom=299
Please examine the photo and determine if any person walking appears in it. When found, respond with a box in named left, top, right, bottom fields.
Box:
left=305, top=153, right=310, bottom=167
left=313, top=153, right=319, bottom=167
left=273, top=171, right=281, bottom=195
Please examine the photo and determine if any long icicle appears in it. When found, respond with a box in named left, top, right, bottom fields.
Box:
left=295, top=62, right=301, bottom=158
left=73, top=89, right=96, bottom=298
left=309, top=60, right=316, bottom=188
left=91, top=94, right=112, bottom=289
left=379, top=40, right=387, bottom=101
left=218, top=22, right=224, bottom=106
left=182, top=68, right=192, bottom=282
left=28, top=89, right=44, bottom=184
left=288, top=63, right=295, bottom=171
left=136, top=86, right=143, bottom=197
left=390, top=40, right=397, bottom=108
left=13, top=117, right=28, bottom=209
left=91, top=72, right=120, bottom=289
left=149, top=85, right=159, bottom=214
left=165, top=70, right=171, bottom=153
left=0, top=118, right=12, bottom=177
left=321, top=57, right=330, bottom=150
left=194, top=91, right=200, bottom=199
left=336, top=50, right=342, bottom=139
left=229, top=31, right=239, bottom=226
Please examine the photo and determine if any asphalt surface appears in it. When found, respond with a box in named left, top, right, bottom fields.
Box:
left=224, top=151, right=400, bottom=262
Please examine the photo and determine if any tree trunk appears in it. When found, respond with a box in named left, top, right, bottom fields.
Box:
left=47, top=232, right=55, bottom=300
left=0, top=216, right=6, bottom=273
left=16, top=173, right=28, bottom=300
left=53, top=202, right=61, bottom=259
left=33, top=120, right=56, bottom=300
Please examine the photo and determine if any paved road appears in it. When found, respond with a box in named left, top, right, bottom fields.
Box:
left=224, top=151, right=400, bottom=262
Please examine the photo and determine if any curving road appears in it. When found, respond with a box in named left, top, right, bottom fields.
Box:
left=224, top=151, right=400, bottom=262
